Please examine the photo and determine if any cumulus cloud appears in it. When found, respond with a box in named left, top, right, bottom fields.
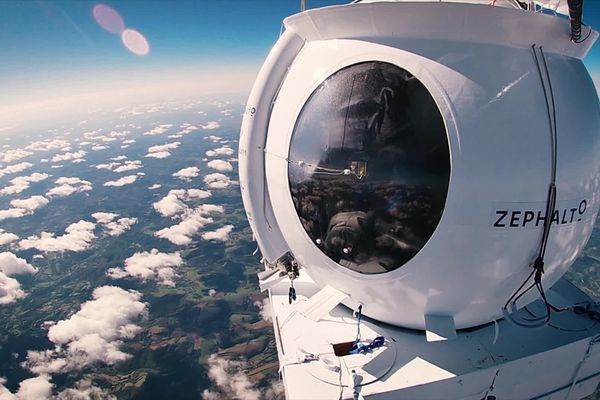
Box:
left=94, top=163, right=120, bottom=171
left=110, top=155, right=127, bottom=161
left=0, top=149, right=33, bottom=163
left=173, top=167, right=200, bottom=182
left=201, top=121, right=220, bottom=130
left=25, top=139, right=70, bottom=152
left=205, top=135, right=222, bottom=143
left=145, top=142, right=180, bottom=159
left=152, top=188, right=214, bottom=222
left=92, top=213, right=137, bottom=237
left=0, top=196, right=48, bottom=222
left=148, top=184, right=161, bottom=190
left=107, top=249, right=183, bottom=286
left=51, top=150, right=86, bottom=163
left=122, top=139, right=135, bottom=145
left=46, top=177, right=92, bottom=198
left=17, top=375, right=53, bottom=400
left=201, top=225, right=234, bottom=242
left=254, top=298, right=272, bottom=322
left=91, top=145, right=108, bottom=151
left=153, top=190, right=189, bottom=217
left=0, top=162, right=33, bottom=178
left=18, top=220, right=96, bottom=253
left=201, top=355, right=262, bottom=400
left=1, top=173, right=50, bottom=196
left=186, top=189, right=211, bottom=199
left=207, top=160, right=233, bottom=172
left=24, top=286, right=147, bottom=374
left=113, top=160, right=142, bottom=173
left=155, top=210, right=214, bottom=245
left=0, top=230, right=18, bottom=245
left=0, top=208, right=28, bottom=221
left=205, top=146, right=234, bottom=157
left=56, top=378, right=116, bottom=400
left=143, top=124, right=173, bottom=136
left=0, top=252, right=37, bottom=305
left=204, top=173, right=232, bottom=189
left=103, top=175, right=138, bottom=187
left=10, top=196, right=49, bottom=212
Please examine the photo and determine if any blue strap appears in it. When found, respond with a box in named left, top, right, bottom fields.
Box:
left=349, top=336, right=385, bottom=354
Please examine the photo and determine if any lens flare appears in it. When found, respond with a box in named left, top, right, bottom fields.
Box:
left=121, top=29, right=150, bottom=56
left=92, top=4, right=125, bottom=34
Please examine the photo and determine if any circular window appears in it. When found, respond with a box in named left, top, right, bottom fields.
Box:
left=288, top=61, right=450, bottom=274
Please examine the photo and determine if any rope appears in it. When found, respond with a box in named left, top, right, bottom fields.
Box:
left=503, top=45, right=564, bottom=328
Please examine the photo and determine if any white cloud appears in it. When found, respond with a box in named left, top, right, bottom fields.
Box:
left=0, top=273, right=26, bottom=305
left=0, top=149, right=33, bottom=163
left=0, top=230, right=18, bottom=245
left=0, top=208, right=28, bottom=221
left=107, top=249, right=183, bottom=286
left=152, top=189, right=214, bottom=218
left=0, top=196, right=48, bottom=222
left=205, top=135, right=221, bottom=143
left=201, top=355, right=261, bottom=400
left=110, top=155, right=127, bottom=161
left=56, top=378, right=116, bottom=400
left=204, top=173, right=232, bottom=189
left=90, top=212, right=118, bottom=224
left=24, top=286, right=147, bottom=374
left=18, top=220, right=96, bottom=253
left=207, top=160, right=233, bottom=172
left=202, top=225, right=234, bottom=242
left=103, top=175, right=138, bottom=187
left=143, top=124, right=173, bottom=136
left=1, top=173, right=50, bottom=196
left=25, top=139, right=70, bottom=152
left=122, top=139, right=135, bottom=144
left=113, top=160, right=142, bottom=173
left=94, top=163, right=119, bottom=171
left=91, top=145, right=108, bottom=151
left=148, top=184, right=161, bottom=190
left=46, top=177, right=92, bottom=198
left=186, top=189, right=211, bottom=199
left=10, top=196, right=49, bottom=212
left=254, top=298, right=272, bottom=322
left=51, top=150, right=86, bottom=163
left=0, top=252, right=37, bottom=305
left=0, top=252, right=37, bottom=276
left=173, top=167, right=200, bottom=182
left=201, top=121, right=220, bottom=130
left=152, top=191, right=188, bottom=217
left=16, top=375, right=53, bottom=400
left=145, top=142, right=180, bottom=159
left=154, top=211, right=213, bottom=245
left=92, top=213, right=137, bottom=237
left=155, top=205, right=224, bottom=245
left=205, top=146, right=234, bottom=157
left=0, top=162, right=33, bottom=178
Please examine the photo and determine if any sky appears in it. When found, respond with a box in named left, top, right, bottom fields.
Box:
left=1, top=0, right=600, bottom=127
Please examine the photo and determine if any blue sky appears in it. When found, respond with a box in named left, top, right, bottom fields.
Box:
left=1, top=0, right=599, bottom=126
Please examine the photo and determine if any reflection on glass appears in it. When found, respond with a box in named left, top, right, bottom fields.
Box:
left=288, top=62, right=450, bottom=274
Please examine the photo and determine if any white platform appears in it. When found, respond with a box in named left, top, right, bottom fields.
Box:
left=268, top=273, right=600, bottom=399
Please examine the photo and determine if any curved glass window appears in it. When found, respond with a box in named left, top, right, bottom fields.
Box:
left=288, top=61, right=450, bottom=274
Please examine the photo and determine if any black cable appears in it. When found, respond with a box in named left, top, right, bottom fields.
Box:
left=502, top=45, right=561, bottom=326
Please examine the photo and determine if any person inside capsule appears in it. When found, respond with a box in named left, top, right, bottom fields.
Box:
left=288, top=61, right=450, bottom=274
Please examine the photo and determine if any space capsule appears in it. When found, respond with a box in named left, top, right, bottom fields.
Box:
left=240, top=1, right=600, bottom=398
